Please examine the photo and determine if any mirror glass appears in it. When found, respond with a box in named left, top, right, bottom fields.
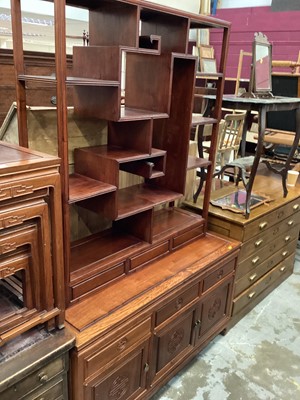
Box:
left=255, top=43, right=271, bottom=91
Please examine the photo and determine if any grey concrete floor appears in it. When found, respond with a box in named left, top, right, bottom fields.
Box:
left=153, top=246, right=300, bottom=400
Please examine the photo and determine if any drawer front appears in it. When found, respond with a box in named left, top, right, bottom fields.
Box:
left=239, top=213, right=300, bottom=261
left=202, top=258, right=236, bottom=293
left=172, top=225, right=204, bottom=250
left=30, top=376, right=66, bottom=400
left=155, top=284, right=199, bottom=326
left=232, top=254, right=295, bottom=316
left=85, top=318, right=151, bottom=379
left=72, top=263, right=126, bottom=300
left=235, top=239, right=297, bottom=296
left=243, top=198, right=300, bottom=241
left=129, top=241, right=169, bottom=271
left=237, top=225, right=299, bottom=279
left=1, top=356, right=66, bottom=400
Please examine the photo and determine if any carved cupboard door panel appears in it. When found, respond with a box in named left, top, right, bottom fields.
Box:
left=150, top=308, right=196, bottom=386
left=197, top=277, right=233, bottom=343
left=84, top=340, right=149, bottom=400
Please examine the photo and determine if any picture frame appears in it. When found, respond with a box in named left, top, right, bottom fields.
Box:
left=199, top=44, right=214, bottom=59
left=200, top=57, right=217, bottom=73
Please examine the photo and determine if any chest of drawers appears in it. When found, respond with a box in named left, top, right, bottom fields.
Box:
left=207, top=179, right=300, bottom=329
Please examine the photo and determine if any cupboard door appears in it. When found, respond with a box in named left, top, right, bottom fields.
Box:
left=85, top=342, right=149, bottom=400
left=150, top=309, right=195, bottom=385
left=198, top=278, right=233, bottom=342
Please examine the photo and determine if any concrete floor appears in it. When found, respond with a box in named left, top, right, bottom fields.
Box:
left=153, top=247, right=300, bottom=400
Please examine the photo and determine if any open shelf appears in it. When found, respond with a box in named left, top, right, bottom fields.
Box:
left=119, top=107, right=169, bottom=121
left=196, top=72, right=223, bottom=79
left=117, top=184, right=182, bottom=220
left=18, top=75, right=120, bottom=87
left=68, top=173, right=117, bottom=204
left=191, top=114, right=218, bottom=126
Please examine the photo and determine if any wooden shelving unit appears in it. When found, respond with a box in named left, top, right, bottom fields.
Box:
left=10, top=0, right=230, bottom=306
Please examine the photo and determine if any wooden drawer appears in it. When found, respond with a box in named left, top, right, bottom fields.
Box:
left=237, top=225, right=299, bottom=278
left=172, top=225, right=204, bottom=249
left=155, top=284, right=199, bottom=326
left=242, top=197, right=300, bottom=242
left=84, top=318, right=151, bottom=379
left=239, top=213, right=300, bottom=261
left=129, top=241, right=170, bottom=271
left=1, top=355, right=66, bottom=400
left=71, top=262, right=126, bottom=300
left=30, top=375, right=66, bottom=400
left=232, top=253, right=295, bottom=316
left=202, top=258, right=236, bottom=293
left=235, top=239, right=297, bottom=296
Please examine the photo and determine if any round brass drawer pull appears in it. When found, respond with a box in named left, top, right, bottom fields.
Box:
left=248, top=292, right=256, bottom=299
left=259, top=221, right=268, bottom=230
left=282, top=251, right=289, bottom=257
left=287, top=220, right=294, bottom=226
left=293, top=204, right=299, bottom=211
left=284, top=235, right=291, bottom=242
left=144, top=363, right=150, bottom=373
left=280, top=266, right=286, bottom=272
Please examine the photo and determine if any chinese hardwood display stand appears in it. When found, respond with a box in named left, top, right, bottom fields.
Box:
left=9, top=1, right=238, bottom=399
left=0, top=142, right=65, bottom=345
left=187, top=167, right=300, bottom=330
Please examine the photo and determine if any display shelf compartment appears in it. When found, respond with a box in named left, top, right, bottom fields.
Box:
left=18, top=75, right=120, bottom=87
left=116, top=184, right=182, bottom=220
left=68, top=173, right=117, bottom=204
left=69, top=207, right=205, bottom=301
left=74, top=146, right=166, bottom=187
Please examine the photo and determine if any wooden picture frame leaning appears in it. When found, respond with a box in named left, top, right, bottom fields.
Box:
left=200, top=57, right=217, bottom=73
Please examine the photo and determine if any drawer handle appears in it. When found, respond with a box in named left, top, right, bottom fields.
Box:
left=117, top=338, right=128, bottom=352
left=280, top=266, right=286, bottom=272
left=249, top=273, right=257, bottom=282
left=282, top=251, right=289, bottom=258
left=194, top=319, right=201, bottom=327
left=293, top=204, right=299, bottom=211
left=248, top=292, right=256, bottom=299
left=284, top=235, right=291, bottom=243
left=217, top=269, right=224, bottom=279
left=255, top=239, right=263, bottom=247
left=287, top=220, right=294, bottom=227
left=144, top=363, right=150, bottom=373
left=252, top=256, right=260, bottom=265
left=38, top=372, right=49, bottom=383
left=175, top=297, right=184, bottom=310
left=259, top=221, right=268, bottom=230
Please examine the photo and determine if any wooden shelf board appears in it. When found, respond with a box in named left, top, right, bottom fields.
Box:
left=117, top=184, right=182, bottom=220
left=191, top=114, right=217, bottom=126
left=196, top=72, right=223, bottom=79
left=152, top=207, right=204, bottom=240
left=68, top=173, right=116, bottom=204
left=70, top=230, right=142, bottom=279
left=79, top=145, right=166, bottom=163
left=187, top=156, right=211, bottom=170
left=119, top=106, right=169, bottom=121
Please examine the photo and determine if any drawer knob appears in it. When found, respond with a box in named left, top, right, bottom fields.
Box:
left=252, top=256, right=260, bottom=265
left=288, top=220, right=294, bottom=226
left=282, top=251, right=289, bottom=258
left=194, top=319, right=201, bottom=327
left=284, top=235, right=291, bottom=243
left=255, top=239, right=263, bottom=247
left=280, top=266, right=286, bottom=272
left=259, top=221, right=268, bottom=230
left=175, top=297, right=184, bottom=310
left=217, top=269, right=224, bottom=279
left=144, top=363, right=150, bottom=373
left=38, top=372, right=49, bottom=383
left=248, top=292, right=256, bottom=299
left=293, top=204, right=299, bottom=211
left=249, top=273, right=257, bottom=282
